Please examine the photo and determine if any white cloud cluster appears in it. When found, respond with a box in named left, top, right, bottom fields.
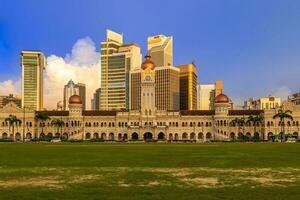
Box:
left=0, top=79, right=20, bottom=96
left=272, top=86, right=292, bottom=101
left=45, top=37, right=100, bottom=109
left=0, top=37, right=100, bottom=110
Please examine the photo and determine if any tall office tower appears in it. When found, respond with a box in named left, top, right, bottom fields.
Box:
left=63, top=80, right=77, bottom=110
left=215, top=80, right=223, bottom=96
left=63, top=80, right=86, bottom=110
left=21, top=50, right=45, bottom=110
left=130, top=71, right=141, bottom=110
left=197, top=80, right=223, bottom=110
left=100, top=29, right=142, bottom=110
left=75, top=83, right=86, bottom=110
left=147, top=35, right=173, bottom=67
left=177, top=63, right=198, bottom=110
left=91, top=88, right=101, bottom=110
left=130, top=65, right=180, bottom=111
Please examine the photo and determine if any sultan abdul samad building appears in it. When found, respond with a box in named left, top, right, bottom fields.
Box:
left=1, top=55, right=300, bottom=142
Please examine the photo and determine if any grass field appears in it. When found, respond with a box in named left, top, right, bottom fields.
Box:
left=0, top=143, right=300, bottom=200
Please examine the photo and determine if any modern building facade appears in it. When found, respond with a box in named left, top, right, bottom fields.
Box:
left=20, top=50, right=45, bottom=110
left=243, top=96, right=281, bottom=110
left=147, top=35, right=173, bottom=67
left=197, top=80, right=223, bottom=110
left=91, top=88, right=101, bottom=110
left=177, top=63, right=198, bottom=110
left=63, top=80, right=86, bottom=110
left=0, top=94, right=21, bottom=108
left=100, top=30, right=142, bottom=110
left=288, top=92, right=300, bottom=106
left=197, top=84, right=215, bottom=110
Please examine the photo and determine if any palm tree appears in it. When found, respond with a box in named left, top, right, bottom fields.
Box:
left=51, top=118, right=65, bottom=138
left=35, top=112, right=50, bottom=139
left=247, top=114, right=263, bottom=140
left=273, top=109, right=293, bottom=142
left=231, top=117, right=246, bottom=140
left=5, top=115, right=22, bottom=140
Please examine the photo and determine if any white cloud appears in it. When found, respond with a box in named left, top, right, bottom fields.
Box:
left=0, top=79, right=20, bottom=96
left=45, top=37, right=100, bottom=109
left=272, top=86, right=292, bottom=101
left=0, top=37, right=100, bottom=110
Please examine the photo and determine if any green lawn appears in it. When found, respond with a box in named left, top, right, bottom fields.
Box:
left=0, top=142, right=300, bottom=199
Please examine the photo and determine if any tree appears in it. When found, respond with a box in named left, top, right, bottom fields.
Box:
left=35, top=112, right=50, bottom=139
left=273, top=109, right=293, bottom=142
left=231, top=117, right=246, bottom=141
left=51, top=118, right=65, bottom=138
left=5, top=115, right=22, bottom=140
left=247, top=114, right=263, bottom=141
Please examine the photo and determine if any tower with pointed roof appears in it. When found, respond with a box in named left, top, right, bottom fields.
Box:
left=140, top=54, right=156, bottom=116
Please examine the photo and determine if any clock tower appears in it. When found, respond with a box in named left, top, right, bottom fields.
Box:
left=140, top=54, right=156, bottom=116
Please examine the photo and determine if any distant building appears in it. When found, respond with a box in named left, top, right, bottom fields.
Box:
left=20, top=50, right=45, bottom=110
left=75, top=83, right=86, bottom=110
left=288, top=92, right=300, bottom=106
left=197, top=84, right=215, bottom=110
left=147, top=34, right=173, bottom=67
left=0, top=94, right=21, bottom=108
left=91, top=88, right=101, bottom=110
left=243, top=96, right=281, bottom=110
left=177, top=63, right=198, bottom=110
left=197, top=80, right=223, bottom=110
left=63, top=80, right=86, bottom=110
left=100, top=29, right=142, bottom=110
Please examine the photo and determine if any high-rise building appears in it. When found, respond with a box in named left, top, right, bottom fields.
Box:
left=91, top=88, right=101, bottom=110
left=243, top=96, right=281, bottom=110
left=177, top=63, right=198, bottom=110
left=21, top=50, right=45, bottom=110
left=130, top=61, right=180, bottom=111
left=197, top=84, right=215, bottom=110
left=0, top=94, right=22, bottom=108
left=155, top=66, right=180, bottom=110
left=75, top=83, right=86, bottom=110
left=215, top=80, right=223, bottom=96
left=100, top=29, right=142, bottom=110
left=63, top=80, right=86, bottom=110
left=197, top=80, right=223, bottom=110
left=147, top=35, right=173, bottom=67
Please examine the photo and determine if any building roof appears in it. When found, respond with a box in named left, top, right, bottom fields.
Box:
left=228, top=110, right=264, bottom=115
left=35, top=111, right=69, bottom=116
left=180, top=110, right=215, bottom=116
left=141, top=54, right=156, bottom=70
left=83, top=110, right=117, bottom=116
left=215, top=94, right=229, bottom=103
left=69, top=95, right=82, bottom=104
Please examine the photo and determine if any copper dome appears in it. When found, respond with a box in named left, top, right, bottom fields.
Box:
left=215, top=94, right=229, bottom=103
left=141, top=54, right=155, bottom=70
left=69, top=95, right=82, bottom=104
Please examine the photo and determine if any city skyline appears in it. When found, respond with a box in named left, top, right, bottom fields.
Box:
left=1, top=0, right=300, bottom=109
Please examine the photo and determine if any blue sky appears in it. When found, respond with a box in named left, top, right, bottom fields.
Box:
left=0, top=0, right=300, bottom=105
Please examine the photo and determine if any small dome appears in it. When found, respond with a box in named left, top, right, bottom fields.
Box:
left=215, top=94, right=229, bottom=103
left=69, top=95, right=82, bottom=104
left=141, top=54, right=155, bottom=70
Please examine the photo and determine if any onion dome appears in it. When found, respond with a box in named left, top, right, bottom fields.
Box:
left=141, top=53, right=156, bottom=70
left=215, top=94, right=229, bottom=103
left=69, top=94, right=82, bottom=104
